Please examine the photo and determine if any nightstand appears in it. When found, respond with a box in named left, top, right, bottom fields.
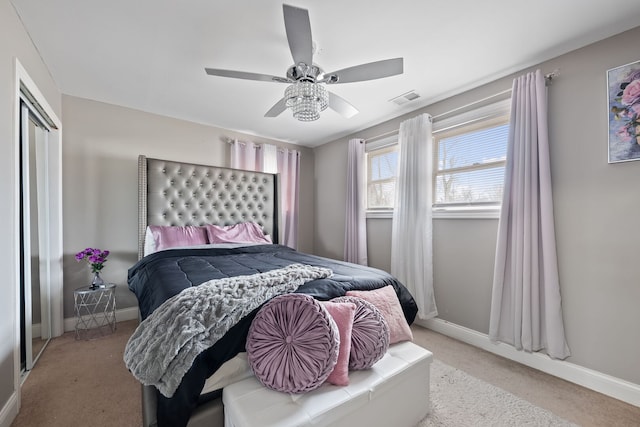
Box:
left=74, top=284, right=117, bottom=340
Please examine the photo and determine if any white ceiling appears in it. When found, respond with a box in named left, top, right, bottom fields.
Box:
left=11, top=0, right=640, bottom=147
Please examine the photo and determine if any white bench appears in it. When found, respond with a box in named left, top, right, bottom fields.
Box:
left=223, top=341, right=432, bottom=427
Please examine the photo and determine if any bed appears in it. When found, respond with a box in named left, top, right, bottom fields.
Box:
left=129, top=155, right=429, bottom=427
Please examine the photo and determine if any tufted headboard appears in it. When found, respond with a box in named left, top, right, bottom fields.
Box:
left=137, top=155, right=280, bottom=259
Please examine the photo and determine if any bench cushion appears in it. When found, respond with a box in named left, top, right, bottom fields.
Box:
left=223, top=341, right=433, bottom=427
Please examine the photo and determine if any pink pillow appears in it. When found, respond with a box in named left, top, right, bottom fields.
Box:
left=346, top=286, right=413, bottom=344
left=148, top=225, right=208, bottom=251
left=247, top=294, right=339, bottom=394
left=320, top=301, right=356, bottom=386
left=205, top=222, right=272, bottom=244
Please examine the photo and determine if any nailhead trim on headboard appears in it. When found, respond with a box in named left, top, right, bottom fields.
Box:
left=138, top=155, right=280, bottom=259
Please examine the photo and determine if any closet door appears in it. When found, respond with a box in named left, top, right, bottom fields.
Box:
left=20, top=101, right=51, bottom=372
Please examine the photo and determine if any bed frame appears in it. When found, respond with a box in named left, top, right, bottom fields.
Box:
left=137, top=155, right=281, bottom=427
left=136, top=156, right=432, bottom=427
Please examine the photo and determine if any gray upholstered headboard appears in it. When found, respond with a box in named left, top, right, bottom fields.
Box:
left=138, top=155, right=280, bottom=258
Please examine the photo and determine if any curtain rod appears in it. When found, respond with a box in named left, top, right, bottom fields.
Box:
left=430, top=88, right=512, bottom=120
left=365, top=88, right=510, bottom=140
left=222, top=136, right=300, bottom=155
left=365, top=69, right=560, bottom=141
left=432, top=69, right=559, bottom=120
left=544, top=69, right=560, bottom=84
left=365, top=129, right=399, bottom=142
left=223, top=137, right=261, bottom=147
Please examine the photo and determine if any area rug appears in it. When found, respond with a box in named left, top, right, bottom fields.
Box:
left=420, top=360, right=578, bottom=427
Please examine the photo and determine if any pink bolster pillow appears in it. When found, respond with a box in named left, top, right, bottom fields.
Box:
left=332, top=295, right=389, bottom=370
left=320, top=301, right=356, bottom=386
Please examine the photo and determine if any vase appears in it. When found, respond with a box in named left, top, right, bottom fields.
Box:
left=91, top=271, right=105, bottom=289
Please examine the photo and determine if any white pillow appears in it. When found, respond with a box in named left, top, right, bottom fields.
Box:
left=144, top=227, right=156, bottom=256
left=201, top=353, right=252, bottom=394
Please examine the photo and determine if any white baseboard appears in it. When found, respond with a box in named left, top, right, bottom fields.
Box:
left=0, top=392, right=18, bottom=427
left=63, top=306, right=139, bottom=332
left=417, top=318, right=640, bottom=408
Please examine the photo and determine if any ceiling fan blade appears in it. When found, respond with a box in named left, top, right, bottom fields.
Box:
left=328, top=92, right=359, bottom=118
left=283, top=4, right=313, bottom=66
left=321, top=58, right=404, bottom=84
left=264, top=97, right=288, bottom=118
left=205, top=68, right=291, bottom=83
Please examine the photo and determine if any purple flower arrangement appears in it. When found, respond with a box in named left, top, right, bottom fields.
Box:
left=75, top=247, right=110, bottom=273
left=611, top=68, right=640, bottom=146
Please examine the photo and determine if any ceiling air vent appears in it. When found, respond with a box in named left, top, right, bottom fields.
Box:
left=389, top=90, right=420, bottom=106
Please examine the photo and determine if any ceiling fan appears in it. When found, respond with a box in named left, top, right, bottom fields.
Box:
left=205, top=4, right=404, bottom=122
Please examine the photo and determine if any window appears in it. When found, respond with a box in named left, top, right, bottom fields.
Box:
left=434, top=116, right=509, bottom=208
left=366, top=139, right=398, bottom=210
left=364, top=100, right=510, bottom=218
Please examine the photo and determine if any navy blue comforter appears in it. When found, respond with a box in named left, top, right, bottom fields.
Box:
left=128, top=244, right=417, bottom=427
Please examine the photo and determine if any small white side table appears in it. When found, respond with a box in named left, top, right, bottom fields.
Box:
left=74, top=284, right=117, bottom=340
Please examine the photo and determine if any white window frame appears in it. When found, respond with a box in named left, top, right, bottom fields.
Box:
left=363, top=99, right=511, bottom=220
left=365, top=134, right=398, bottom=219
left=432, top=99, right=510, bottom=219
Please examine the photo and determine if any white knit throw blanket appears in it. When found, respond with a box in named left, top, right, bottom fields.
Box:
left=123, top=264, right=332, bottom=397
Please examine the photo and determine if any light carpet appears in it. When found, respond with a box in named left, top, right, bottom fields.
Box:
left=421, top=359, right=578, bottom=427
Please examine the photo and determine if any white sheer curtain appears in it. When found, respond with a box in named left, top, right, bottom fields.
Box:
left=489, top=70, right=570, bottom=359
left=230, top=139, right=263, bottom=171
left=391, top=113, right=438, bottom=320
left=277, top=148, right=300, bottom=249
left=344, top=139, right=367, bottom=265
left=262, top=143, right=278, bottom=174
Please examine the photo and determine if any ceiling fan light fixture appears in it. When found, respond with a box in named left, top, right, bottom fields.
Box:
left=205, top=5, right=401, bottom=121
left=285, top=81, right=328, bottom=121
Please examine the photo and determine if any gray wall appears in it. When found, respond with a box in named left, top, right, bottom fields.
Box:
left=61, top=96, right=315, bottom=319
left=314, top=26, right=640, bottom=386
left=0, top=0, right=62, bottom=419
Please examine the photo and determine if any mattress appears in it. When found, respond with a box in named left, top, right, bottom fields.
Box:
left=222, top=341, right=433, bottom=427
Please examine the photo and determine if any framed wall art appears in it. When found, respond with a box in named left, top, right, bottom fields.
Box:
left=607, top=59, right=640, bottom=163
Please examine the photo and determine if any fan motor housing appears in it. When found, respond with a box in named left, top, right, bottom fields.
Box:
left=287, top=63, right=323, bottom=83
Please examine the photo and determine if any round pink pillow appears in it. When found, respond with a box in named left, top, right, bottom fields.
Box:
left=247, top=294, right=339, bottom=393
left=332, top=295, right=390, bottom=370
